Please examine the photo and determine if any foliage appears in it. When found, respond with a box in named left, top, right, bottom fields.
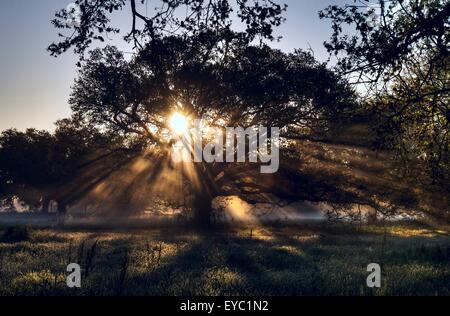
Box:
left=373, top=56, right=449, bottom=186
left=320, top=0, right=449, bottom=185
left=0, top=129, right=54, bottom=209
left=70, top=40, right=356, bottom=146
left=43, top=0, right=448, bottom=221
left=320, top=0, right=449, bottom=85
left=0, top=120, right=126, bottom=212
left=66, top=38, right=357, bottom=224
left=48, top=0, right=287, bottom=62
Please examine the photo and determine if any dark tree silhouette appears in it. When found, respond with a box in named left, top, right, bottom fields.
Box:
left=70, top=40, right=355, bottom=144
left=320, top=0, right=449, bottom=87
left=48, top=0, right=287, bottom=61
left=0, top=129, right=54, bottom=211
left=67, top=38, right=355, bottom=224
left=46, top=0, right=361, bottom=225
left=0, top=120, right=128, bottom=213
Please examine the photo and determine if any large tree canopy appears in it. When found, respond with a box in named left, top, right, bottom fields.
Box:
left=46, top=0, right=360, bottom=224
left=64, top=37, right=357, bottom=223
left=70, top=38, right=356, bottom=145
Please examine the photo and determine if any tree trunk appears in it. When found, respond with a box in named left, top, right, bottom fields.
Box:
left=41, top=198, right=50, bottom=214
left=57, top=202, right=67, bottom=215
left=189, top=163, right=218, bottom=228
left=367, top=207, right=378, bottom=224
left=192, top=191, right=213, bottom=228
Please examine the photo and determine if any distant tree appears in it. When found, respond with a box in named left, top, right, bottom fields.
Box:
left=0, top=121, right=127, bottom=213
left=0, top=129, right=54, bottom=211
left=320, top=0, right=449, bottom=185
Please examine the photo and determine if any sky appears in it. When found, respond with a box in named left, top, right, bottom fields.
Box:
left=0, top=0, right=350, bottom=132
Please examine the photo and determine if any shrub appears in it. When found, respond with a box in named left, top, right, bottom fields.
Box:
left=1, top=226, right=30, bottom=243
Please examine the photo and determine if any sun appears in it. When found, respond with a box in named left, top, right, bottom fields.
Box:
left=169, top=112, right=189, bottom=136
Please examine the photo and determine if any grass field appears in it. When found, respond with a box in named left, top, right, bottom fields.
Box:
left=0, top=221, right=449, bottom=296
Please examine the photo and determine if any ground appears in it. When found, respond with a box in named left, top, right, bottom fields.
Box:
left=0, top=222, right=449, bottom=296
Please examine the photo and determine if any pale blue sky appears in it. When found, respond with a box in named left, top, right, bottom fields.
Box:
left=0, top=0, right=350, bottom=132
